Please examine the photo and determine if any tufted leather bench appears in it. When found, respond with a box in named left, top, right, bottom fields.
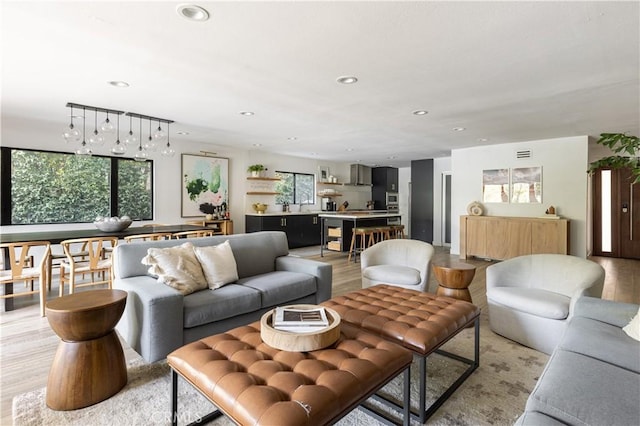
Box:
left=168, top=322, right=413, bottom=426
left=322, top=284, right=481, bottom=422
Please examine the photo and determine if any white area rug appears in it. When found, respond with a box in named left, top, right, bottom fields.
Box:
left=13, top=315, right=548, bottom=425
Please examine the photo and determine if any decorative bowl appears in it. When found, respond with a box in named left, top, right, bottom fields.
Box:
left=94, top=219, right=132, bottom=232
left=252, top=203, right=268, bottom=214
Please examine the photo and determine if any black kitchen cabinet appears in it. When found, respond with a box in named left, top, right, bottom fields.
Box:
left=245, top=214, right=320, bottom=248
left=372, top=167, right=399, bottom=209
left=411, top=159, right=434, bottom=243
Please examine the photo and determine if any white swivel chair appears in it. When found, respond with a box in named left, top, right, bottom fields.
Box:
left=487, top=254, right=605, bottom=354
left=361, top=239, right=435, bottom=292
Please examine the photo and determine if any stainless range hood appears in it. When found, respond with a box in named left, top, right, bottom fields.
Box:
left=349, top=164, right=372, bottom=186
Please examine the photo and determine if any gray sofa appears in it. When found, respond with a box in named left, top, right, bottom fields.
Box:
left=112, top=231, right=332, bottom=363
left=516, top=297, right=639, bottom=426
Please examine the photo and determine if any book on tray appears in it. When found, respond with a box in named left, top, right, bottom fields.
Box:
left=274, top=306, right=329, bottom=333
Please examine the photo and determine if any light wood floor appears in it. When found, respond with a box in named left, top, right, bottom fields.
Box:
left=0, top=247, right=637, bottom=424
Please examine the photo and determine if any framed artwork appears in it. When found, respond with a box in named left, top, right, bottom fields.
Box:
left=181, top=154, right=229, bottom=217
left=511, top=166, right=542, bottom=203
left=318, top=166, right=330, bottom=182
left=482, top=169, right=510, bottom=203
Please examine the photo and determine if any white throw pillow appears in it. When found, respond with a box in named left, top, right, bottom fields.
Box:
left=193, top=240, right=239, bottom=290
left=623, top=308, right=640, bottom=341
left=141, top=242, right=207, bottom=295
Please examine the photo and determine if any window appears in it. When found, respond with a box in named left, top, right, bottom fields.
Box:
left=274, top=171, right=315, bottom=205
left=0, top=147, right=153, bottom=225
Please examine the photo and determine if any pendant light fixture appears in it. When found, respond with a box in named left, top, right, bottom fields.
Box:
left=111, top=113, right=126, bottom=155
left=160, top=122, right=175, bottom=157
left=153, top=119, right=166, bottom=141
left=100, top=111, right=115, bottom=133
left=88, top=109, right=105, bottom=146
left=62, top=105, right=81, bottom=143
left=143, top=118, right=157, bottom=151
left=124, top=115, right=138, bottom=145
left=134, top=117, right=149, bottom=162
left=76, top=107, right=92, bottom=156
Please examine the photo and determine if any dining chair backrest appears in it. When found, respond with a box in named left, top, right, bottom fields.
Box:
left=172, top=230, right=214, bottom=239
left=61, top=237, right=118, bottom=267
left=124, top=233, right=173, bottom=243
left=0, top=241, right=51, bottom=278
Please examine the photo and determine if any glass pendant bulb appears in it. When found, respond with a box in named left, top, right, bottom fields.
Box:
left=124, top=115, right=137, bottom=144
left=134, top=146, right=149, bottom=161
left=111, top=114, right=125, bottom=155
left=62, top=105, right=81, bottom=143
left=75, top=107, right=91, bottom=155
left=89, top=110, right=105, bottom=145
left=143, top=118, right=157, bottom=151
left=161, top=122, right=175, bottom=157
left=153, top=120, right=166, bottom=141
left=100, top=112, right=115, bottom=133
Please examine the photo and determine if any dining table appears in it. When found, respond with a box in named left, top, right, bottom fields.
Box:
left=0, top=224, right=208, bottom=312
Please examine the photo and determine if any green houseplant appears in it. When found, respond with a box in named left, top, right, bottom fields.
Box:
left=589, top=133, right=640, bottom=183
left=247, top=164, right=265, bottom=177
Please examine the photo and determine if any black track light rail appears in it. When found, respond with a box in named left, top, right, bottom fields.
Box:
left=125, top=112, right=174, bottom=125
left=66, top=102, right=125, bottom=116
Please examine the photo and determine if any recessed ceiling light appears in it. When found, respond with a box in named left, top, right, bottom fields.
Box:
left=239, top=111, right=254, bottom=116
left=346, top=148, right=353, bottom=152
left=288, top=137, right=297, bottom=141
left=176, top=4, right=210, bottom=21
left=412, top=110, right=428, bottom=115
left=453, top=127, right=466, bottom=131
left=107, top=81, right=129, bottom=88
left=336, top=76, right=358, bottom=84
left=253, top=143, right=262, bottom=147
left=478, top=138, right=488, bottom=142
left=387, top=156, right=397, bottom=160
left=310, top=152, right=318, bottom=156
left=176, top=131, right=189, bottom=135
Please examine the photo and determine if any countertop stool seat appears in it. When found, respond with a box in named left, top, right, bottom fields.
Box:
left=168, top=322, right=413, bottom=426
left=348, top=227, right=376, bottom=263
left=323, top=284, right=481, bottom=423
left=45, top=289, right=127, bottom=410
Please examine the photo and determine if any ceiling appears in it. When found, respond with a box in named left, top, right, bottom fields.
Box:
left=2, top=1, right=639, bottom=167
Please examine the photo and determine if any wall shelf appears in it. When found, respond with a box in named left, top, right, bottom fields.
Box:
left=247, top=191, right=281, bottom=195
left=317, top=181, right=343, bottom=185
left=317, top=193, right=342, bottom=198
left=247, top=177, right=281, bottom=181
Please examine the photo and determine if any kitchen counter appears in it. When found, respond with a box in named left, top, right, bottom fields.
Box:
left=320, top=212, right=401, bottom=258
left=319, top=212, right=398, bottom=219
left=245, top=212, right=320, bottom=216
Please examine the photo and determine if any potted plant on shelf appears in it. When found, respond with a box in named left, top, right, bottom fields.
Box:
left=247, top=164, right=266, bottom=177
left=589, top=133, right=640, bottom=183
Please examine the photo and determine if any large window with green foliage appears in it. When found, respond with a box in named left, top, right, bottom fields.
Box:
left=274, top=171, right=315, bottom=205
left=0, top=147, right=153, bottom=225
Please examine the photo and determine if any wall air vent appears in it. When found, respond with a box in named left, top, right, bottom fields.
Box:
left=516, top=150, right=532, bottom=159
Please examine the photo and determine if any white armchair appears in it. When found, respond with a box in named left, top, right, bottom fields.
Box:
left=361, top=239, right=435, bottom=292
left=487, top=254, right=605, bottom=354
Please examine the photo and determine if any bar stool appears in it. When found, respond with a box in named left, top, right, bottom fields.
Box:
left=375, top=226, right=392, bottom=242
left=348, top=227, right=376, bottom=263
left=391, top=224, right=406, bottom=239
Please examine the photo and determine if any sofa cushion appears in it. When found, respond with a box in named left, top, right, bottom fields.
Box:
left=560, top=316, right=640, bottom=373
left=526, top=349, right=640, bottom=426
left=515, top=411, right=568, bottom=426
left=362, top=265, right=421, bottom=286
left=193, top=241, right=239, bottom=290
left=183, top=284, right=262, bottom=328
left=141, top=242, right=207, bottom=295
left=237, top=271, right=316, bottom=307
left=623, top=308, right=640, bottom=341
left=488, top=288, right=570, bottom=319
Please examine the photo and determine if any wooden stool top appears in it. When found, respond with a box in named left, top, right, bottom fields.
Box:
left=46, top=289, right=127, bottom=341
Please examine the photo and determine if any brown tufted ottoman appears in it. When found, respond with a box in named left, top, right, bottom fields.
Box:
left=168, top=322, right=413, bottom=426
left=322, top=284, right=481, bottom=423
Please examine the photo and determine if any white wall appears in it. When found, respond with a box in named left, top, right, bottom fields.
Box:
left=451, top=136, right=590, bottom=257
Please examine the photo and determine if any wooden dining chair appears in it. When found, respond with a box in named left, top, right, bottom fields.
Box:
left=47, top=241, right=90, bottom=291
left=59, top=237, right=118, bottom=296
left=142, top=223, right=169, bottom=227
left=0, top=241, right=51, bottom=317
left=124, top=232, right=173, bottom=243
left=172, top=230, right=215, bottom=239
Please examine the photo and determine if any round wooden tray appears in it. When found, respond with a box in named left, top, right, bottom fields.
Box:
left=260, top=304, right=341, bottom=352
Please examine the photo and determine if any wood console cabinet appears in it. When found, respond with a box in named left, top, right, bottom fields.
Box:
left=460, top=215, right=569, bottom=260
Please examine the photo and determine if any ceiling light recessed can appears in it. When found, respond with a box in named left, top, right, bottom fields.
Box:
left=288, top=137, right=297, bottom=141
left=453, top=127, right=466, bottom=131
left=336, top=76, right=358, bottom=84
left=478, top=138, right=488, bottom=142
left=176, top=131, right=189, bottom=135
left=176, top=4, right=210, bottom=21
left=253, top=143, right=262, bottom=147
left=240, top=111, right=254, bottom=116
left=108, top=81, right=129, bottom=88
left=412, top=110, right=428, bottom=115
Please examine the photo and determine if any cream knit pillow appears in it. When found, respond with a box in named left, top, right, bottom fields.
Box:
left=142, top=242, right=207, bottom=295
left=193, top=240, right=239, bottom=290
